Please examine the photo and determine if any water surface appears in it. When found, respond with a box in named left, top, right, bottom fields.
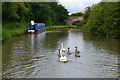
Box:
left=2, top=29, right=119, bottom=78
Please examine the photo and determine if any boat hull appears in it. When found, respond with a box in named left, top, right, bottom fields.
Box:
left=26, top=23, right=46, bottom=34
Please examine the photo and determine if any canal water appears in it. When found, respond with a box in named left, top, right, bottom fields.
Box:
left=2, top=28, right=119, bottom=78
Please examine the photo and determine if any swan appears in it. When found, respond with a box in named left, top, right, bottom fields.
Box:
left=75, top=47, right=80, bottom=57
left=61, top=43, right=66, bottom=52
left=59, top=50, right=68, bottom=63
left=67, top=47, right=72, bottom=55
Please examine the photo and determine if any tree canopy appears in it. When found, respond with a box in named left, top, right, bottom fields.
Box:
left=69, top=12, right=83, bottom=17
left=2, top=2, right=69, bottom=25
left=83, top=2, right=120, bottom=38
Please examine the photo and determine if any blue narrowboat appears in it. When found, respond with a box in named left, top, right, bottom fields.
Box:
left=26, top=23, right=46, bottom=33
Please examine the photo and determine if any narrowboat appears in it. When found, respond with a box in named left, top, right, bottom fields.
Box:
left=26, top=23, right=46, bottom=33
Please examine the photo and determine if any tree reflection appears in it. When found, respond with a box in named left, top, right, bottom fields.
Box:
left=83, top=34, right=119, bottom=55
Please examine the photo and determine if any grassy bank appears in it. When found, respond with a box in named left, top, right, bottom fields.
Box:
left=2, top=22, right=28, bottom=41
left=46, top=25, right=74, bottom=29
left=0, top=24, right=2, bottom=41
left=2, top=24, right=76, bottom=41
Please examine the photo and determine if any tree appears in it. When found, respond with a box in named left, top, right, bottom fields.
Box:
left=83, top=2, right=120, bottom=37
left=2, top=2, right=69, bottom=26
left=2, top=2, right=29, bottom=22
left=69, top=12, right=83, bottom=17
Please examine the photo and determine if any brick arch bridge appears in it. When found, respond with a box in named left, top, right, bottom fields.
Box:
left=66, top=17, right=84, bottom=25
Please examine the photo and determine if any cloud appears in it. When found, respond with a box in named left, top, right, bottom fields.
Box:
left=58, top=0, right=100, bottom=13
left=59, top=0, right=101, bottom=3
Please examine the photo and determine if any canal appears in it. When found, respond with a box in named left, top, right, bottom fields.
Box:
left=2, top=28, right=119, bottom=78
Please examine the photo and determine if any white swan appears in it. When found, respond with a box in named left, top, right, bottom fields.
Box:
left=59, top=50, right=68, bottom=63
left=61, top=43, right=66, bottom=52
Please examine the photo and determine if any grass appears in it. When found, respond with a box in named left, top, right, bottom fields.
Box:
left=2, top=23, right=75, bottom=41
left=46, top=25, right=73, bottom=29
left=2, top=22, right=28, bottom=41
left=0, top=24, right=1, bottom=41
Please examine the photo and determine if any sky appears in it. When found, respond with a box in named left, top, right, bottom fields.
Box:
left=58, top=0, right=101, bottom=15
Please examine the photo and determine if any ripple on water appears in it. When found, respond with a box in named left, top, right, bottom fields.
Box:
left=2, top=29, right=119, bottom=78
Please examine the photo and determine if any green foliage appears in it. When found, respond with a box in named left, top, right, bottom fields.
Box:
left=2, top=22, right=28, bottom=41
left=2, top=2, right=29, bottom=22
left=72, top=21, right=80, bottom=25
left=2, top=2, right=69, bottom=40
left=69, top=12, right=83, bottom=17
left=46, top=25, right=69, bottom=28
left=2, top=2, right=69, bottom=25
left=73, top=21, right=86, bottom=27
left=83, top=2, right=120, bottom=38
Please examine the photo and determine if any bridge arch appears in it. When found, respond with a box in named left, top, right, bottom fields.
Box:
left=66, top=17, right=84, bottom=25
